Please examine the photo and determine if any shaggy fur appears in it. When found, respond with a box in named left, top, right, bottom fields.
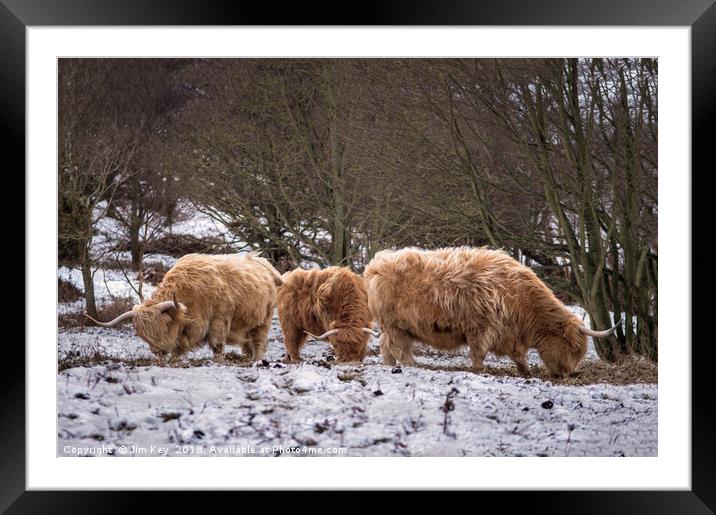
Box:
left=131, top=252, right=281, bottom=361
left=364, top=247, right=589, bottom=377
left=277, top=267, right=372, bottom=362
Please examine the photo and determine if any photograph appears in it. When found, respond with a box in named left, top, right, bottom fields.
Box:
left=56, top=57, right=659, bottom=458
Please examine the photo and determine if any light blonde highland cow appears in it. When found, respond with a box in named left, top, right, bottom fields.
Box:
left=85, top=253, right=282, bottom=362
left=364, top=247, right=620, bottom=377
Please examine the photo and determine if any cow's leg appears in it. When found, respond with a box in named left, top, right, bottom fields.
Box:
left=169, top=345, right=187, bottom=362
left=181, top=324, right=203, bottom=351
left=226, top=325, right=251, bottom=361
left=282, top=325, right=308, bottom=363
left=176, top=332, right=192, bottom=354
left=383, top=327, right=415, bottom=367
left=512, top=350, right=532, bottom=377
left=208, top=316, right=229, bottom=362
left=246, top=312, right=272, bottom=362
left=153, top=351, right=170, bottom=366
left=235, top=340, right=252, bottom=361
left=467, top=328, right=498, bottom=373
left=379, top=333, right=397, bottom=366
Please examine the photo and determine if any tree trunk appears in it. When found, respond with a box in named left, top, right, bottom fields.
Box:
left=129, top=223, right=141, bottom=270
left=79, top=243, right=97, bottom=318
left=332, top=197, right=349, bottom=266
left=129, top=199, right=142, bottom=269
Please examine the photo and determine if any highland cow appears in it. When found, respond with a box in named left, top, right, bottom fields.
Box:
left=277, top=267, right=377, bottom=362
left=85, top=253, right=282, bottom=362
left=364, top=247, right=620, bottom=377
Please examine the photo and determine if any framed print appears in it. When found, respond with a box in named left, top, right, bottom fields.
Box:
left=3, top=0, right=714, bottom=512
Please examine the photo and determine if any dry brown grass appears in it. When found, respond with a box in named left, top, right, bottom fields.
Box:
left=419, top=355, right=657, bottom=386
left=57, top=349, right=257, bottom=372
left=58, top=278, right=82, bottom=303
left=58, top=351, right=656, bottom=386
left=99, top=260, right=170, bottom=286
left=58, top=325, right=656, bottom=386
left=144, top=234, right=232, bottom=257
left=58, top=297, right=135, bottom=328
left=143, top=262, right=170, bottom=285
left=59, top=354, right=201, bottom=372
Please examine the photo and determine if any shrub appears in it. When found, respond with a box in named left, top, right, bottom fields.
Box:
left=58, top=278, right=83, bottom=303
left=58, top=297, right=135, bottom=328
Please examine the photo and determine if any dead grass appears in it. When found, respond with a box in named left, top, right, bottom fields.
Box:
left=99, top=260, right=171, bottom=286
left=419, top=355, right=657, bottom=386
left=144, top=234, right=233, bottom=257
left=58, top=351, right=656, bottom=386
left=143, top=262, right=170, bottom=285
left=58, top=297, right=135, bottom=328
left=57, top=328, right=656, bottom=386
left=58, top=353, right=225, bottom=372
left=57, top=349, right=257, bottom=372
left=58, top=278, right=82, bottom=303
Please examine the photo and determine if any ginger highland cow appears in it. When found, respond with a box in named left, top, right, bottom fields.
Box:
left=364, top=247, right=620, bottom=377
left=277, top=267, right=377, bottom=362
left=85, top=253, right=282, bottom=362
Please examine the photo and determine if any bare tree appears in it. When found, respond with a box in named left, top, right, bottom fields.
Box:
left=383, top=58, right=657, bottom=361
left=178, top=59, right=378, bottom=269
left=105, top=59, right=193, bottom=270
left=58, top=59, right=140, bottom=317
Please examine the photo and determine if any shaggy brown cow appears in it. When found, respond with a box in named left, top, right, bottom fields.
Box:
left=85, top=253, right=282, bottom=361
left=364, top=247, right=620, bottom=377
left=277, top=267, right=377, bottom=362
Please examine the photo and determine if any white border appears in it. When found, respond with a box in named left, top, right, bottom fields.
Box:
left=28, top=27, right=690, bottom=490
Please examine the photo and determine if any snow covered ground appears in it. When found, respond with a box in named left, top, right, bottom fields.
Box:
left=57, top=208, right=657, bottom=457
left=57, top=312, right=656, bottom=457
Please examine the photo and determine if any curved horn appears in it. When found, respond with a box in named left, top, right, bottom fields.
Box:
left=579, top=317, right=623, bottom=338
left=304, top=329, right=340, bottom=341
left=83, top=310, right=135, bottom=328
left=362, top=327, right=381, bottom=337
left=155, top=300, right=182, bottom=313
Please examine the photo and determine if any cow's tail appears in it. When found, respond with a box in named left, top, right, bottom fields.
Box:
left=254, top=257, right=283, bottom=286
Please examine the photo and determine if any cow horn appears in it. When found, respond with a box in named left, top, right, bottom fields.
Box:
left=304, top=329, right=340, bottom=341
left=362, top=327, right=381, bottom=337
left=83, top=310, right=135, bottom=328
left=155, top=300, right=181, bottom=313
left=579, top=317, right=623, bottom=338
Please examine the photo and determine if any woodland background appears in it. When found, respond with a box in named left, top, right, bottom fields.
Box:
left=58, top=58, right=658, bottom=362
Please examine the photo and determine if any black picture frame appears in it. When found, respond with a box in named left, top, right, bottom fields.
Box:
left=2, top=0, right=713, bottom=512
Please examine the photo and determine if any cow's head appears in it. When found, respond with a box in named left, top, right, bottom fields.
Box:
left=84, top=296, right=188, bottom=356
left=537, top=323, right=588, bottom=378
left=543, top=317, right=621, bottom=377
